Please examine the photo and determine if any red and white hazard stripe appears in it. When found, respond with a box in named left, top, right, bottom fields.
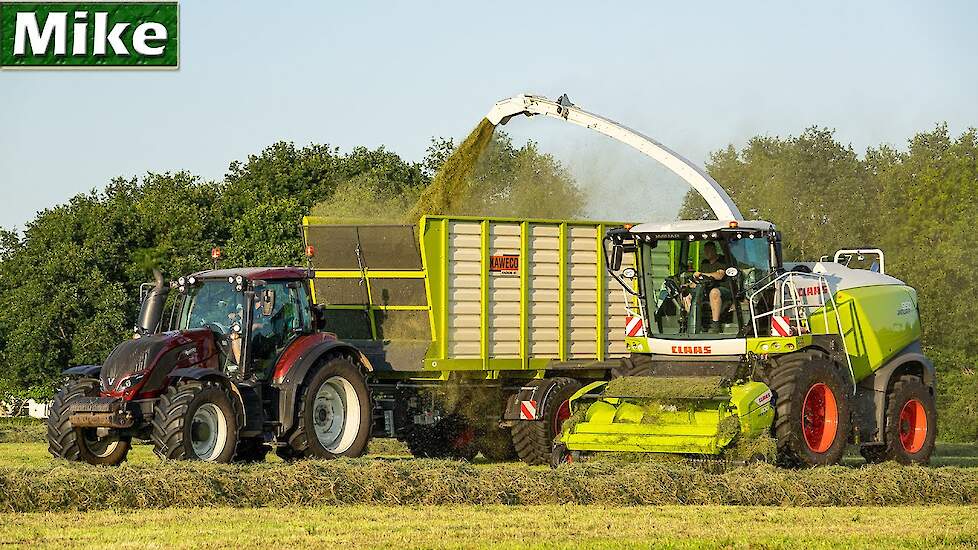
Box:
left=771, top=315, right=793, bottom=337
left=625, top=315, right=645, bottom=337
left=519, top=400, right=537, bottom=420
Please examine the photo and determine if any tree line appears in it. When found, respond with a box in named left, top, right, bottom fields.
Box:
left=1, top=124, right=975, bottom=438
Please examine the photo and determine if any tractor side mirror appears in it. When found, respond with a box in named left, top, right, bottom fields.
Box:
left=610, top=244, right=624, bottom=271
left=261, top=289, right=275, bottom=316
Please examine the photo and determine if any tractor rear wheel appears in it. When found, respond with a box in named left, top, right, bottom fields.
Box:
left=152, top=380, right=239, bottom=462
left=880, top=375, right=937, bottom=464
left=47, top=378, right=131, bottom=465
left=287, top=356, right=372, bottom=459
left=511, top=377, right=581, bottom=465
left=770, top=352, right=851, bottom=467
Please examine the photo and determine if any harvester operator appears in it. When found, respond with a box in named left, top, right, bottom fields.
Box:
left=683, top=241, right=731, bottom=333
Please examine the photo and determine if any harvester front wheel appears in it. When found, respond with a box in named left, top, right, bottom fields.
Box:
left=152, top=380, right=239, bottom=462
left=47, top=378, right=131, bottom=466
left=881, top=375, right=936, bottom=465
left=511, top=377, right=582, bottom=465
left=771, top=353, right=851, bottom=467
left=289, top=356, right=372, bottom=459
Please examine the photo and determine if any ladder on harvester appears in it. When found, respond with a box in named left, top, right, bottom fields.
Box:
left=748, top=271, right=856, bottom=392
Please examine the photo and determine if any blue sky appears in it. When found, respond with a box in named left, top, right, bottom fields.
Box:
left=1, top=1, right=976, bottom=228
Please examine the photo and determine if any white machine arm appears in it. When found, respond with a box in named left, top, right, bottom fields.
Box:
left=486, top=94, right=743, bottom=221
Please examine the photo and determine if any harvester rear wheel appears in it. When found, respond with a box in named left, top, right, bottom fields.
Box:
left=881, top=375, right=936, bottom=465
left=47, top=378, right=131, bottom=465
left=511, top=377, right=582, bottom=466
left=770, top=352, right=851, bottom=467
left=287, top=356, right=372, bottom=459
left=151, top=380, right=239, bottom=462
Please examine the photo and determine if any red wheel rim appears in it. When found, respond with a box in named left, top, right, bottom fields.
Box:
left=801, top=382, right=839, bottom=453
left=899, top=398, right=927, bottom=454
left=554, top=399, right=572, bottom=435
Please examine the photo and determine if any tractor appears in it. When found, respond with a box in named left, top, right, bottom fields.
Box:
left=47, top=267, right=374, bottom=465
left=554, top=219, right=937, bottom=467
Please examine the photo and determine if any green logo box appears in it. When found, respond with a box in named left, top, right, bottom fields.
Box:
left=0, top=2, right=178, bottom=68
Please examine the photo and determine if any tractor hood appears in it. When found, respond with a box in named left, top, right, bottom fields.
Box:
left=100, top=328, right=219, bottom=398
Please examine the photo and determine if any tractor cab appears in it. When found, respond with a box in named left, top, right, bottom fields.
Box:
left=174, top=267, right=316, bottom=380
left=606, top=220, right=782, bottom=348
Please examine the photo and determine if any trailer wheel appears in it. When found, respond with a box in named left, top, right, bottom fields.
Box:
left=881, top=375, right=937, bottom=465
left=152, top=380, right=239, bottom=462
left=770, top=352, right=851, bottom=467
left=47, top=378, right=131, bottom=465
left=511, top=377, right=582, bottom=465
left=289, top=356, right=372, bottom=459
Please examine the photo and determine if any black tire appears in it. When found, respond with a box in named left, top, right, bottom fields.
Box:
left=151, top=380, right=239, bottom=462
left=47, top=378, right=131, bottom=465
left=286, top=356, right=372, bottom=459
left=234, top=437, right=269, bottom=463
left=770, top=351, right=851, bottom=467
left=880, top=375, right=937, bottom=465
left=511, top=377, right=582, bottom=465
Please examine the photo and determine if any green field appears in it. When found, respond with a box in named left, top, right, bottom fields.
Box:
left=3, top=424, right=978, bottom=548
left=2, top=504, right=978, bottom=549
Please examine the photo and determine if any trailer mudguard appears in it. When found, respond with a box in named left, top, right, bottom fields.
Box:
left=273, top=338, right=373, bottom=436
left=502, top=378, right=568, bottom=422
left=62, top=365, right=101, bottom=378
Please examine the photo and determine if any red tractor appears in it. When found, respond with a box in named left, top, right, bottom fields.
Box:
left=47, top=268, right=374, bottom=464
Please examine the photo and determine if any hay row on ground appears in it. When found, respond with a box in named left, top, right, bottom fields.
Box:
left=0, top=419, right=45, bottom=444
left=2, top=460, right=977, bottom=512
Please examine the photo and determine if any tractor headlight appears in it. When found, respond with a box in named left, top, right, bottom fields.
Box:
left=116, top=372, right=145, bottom=392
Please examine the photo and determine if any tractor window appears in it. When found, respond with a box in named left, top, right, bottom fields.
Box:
left=178, top=281, right=244, bottom=335
left=249, top=281, right=306, bottom=380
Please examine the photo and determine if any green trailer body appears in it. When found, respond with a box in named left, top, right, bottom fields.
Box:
left=302, top=215, right=635, bottom=380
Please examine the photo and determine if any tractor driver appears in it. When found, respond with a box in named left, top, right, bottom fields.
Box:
left=683, top=241, right=732, bottom=333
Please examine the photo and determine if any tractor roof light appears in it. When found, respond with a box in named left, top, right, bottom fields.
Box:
left=211, top=247, right=222, bottom=260
left=235, top=275, right=244, bottom=285
left=728, top=221, right=739, bottom=228
left=305, top=245, right=316, bottom=258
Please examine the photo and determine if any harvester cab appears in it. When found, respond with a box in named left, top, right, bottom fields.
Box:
left=556, top=219, right=937, bottom=468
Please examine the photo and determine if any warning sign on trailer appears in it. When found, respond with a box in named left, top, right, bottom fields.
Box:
left=490, top=254, right=519, bottom=274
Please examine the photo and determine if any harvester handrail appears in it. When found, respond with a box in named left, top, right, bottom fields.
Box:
left=748, top=272, right=856, bottom=394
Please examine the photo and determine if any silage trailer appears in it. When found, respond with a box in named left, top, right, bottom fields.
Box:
left=301, top=215, right=640, bottom=463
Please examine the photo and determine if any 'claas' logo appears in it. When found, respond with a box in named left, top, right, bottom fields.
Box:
left=490, top=254, right=519, bottom=273
left=671, top=345, right=712, bottom=354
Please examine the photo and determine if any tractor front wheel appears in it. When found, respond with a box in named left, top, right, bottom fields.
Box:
left=771, top=352, right=851, bottom=467
left=881, top=375, right=937, bottom=464
left=47, top=379, right=131, bottom=466
left=151, top=380, right=239, bottom=462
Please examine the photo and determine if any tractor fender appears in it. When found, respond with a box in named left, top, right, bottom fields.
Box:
left=856, top=341, right=935, bottom=442
left=273, top=337, right=373, bottom=437
left=62, top=365, right=101, bottom=378
left=503, top=378, right=575, bottom=422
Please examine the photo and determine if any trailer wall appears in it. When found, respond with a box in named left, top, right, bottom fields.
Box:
left=303, top=216, right=634, bottom=374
